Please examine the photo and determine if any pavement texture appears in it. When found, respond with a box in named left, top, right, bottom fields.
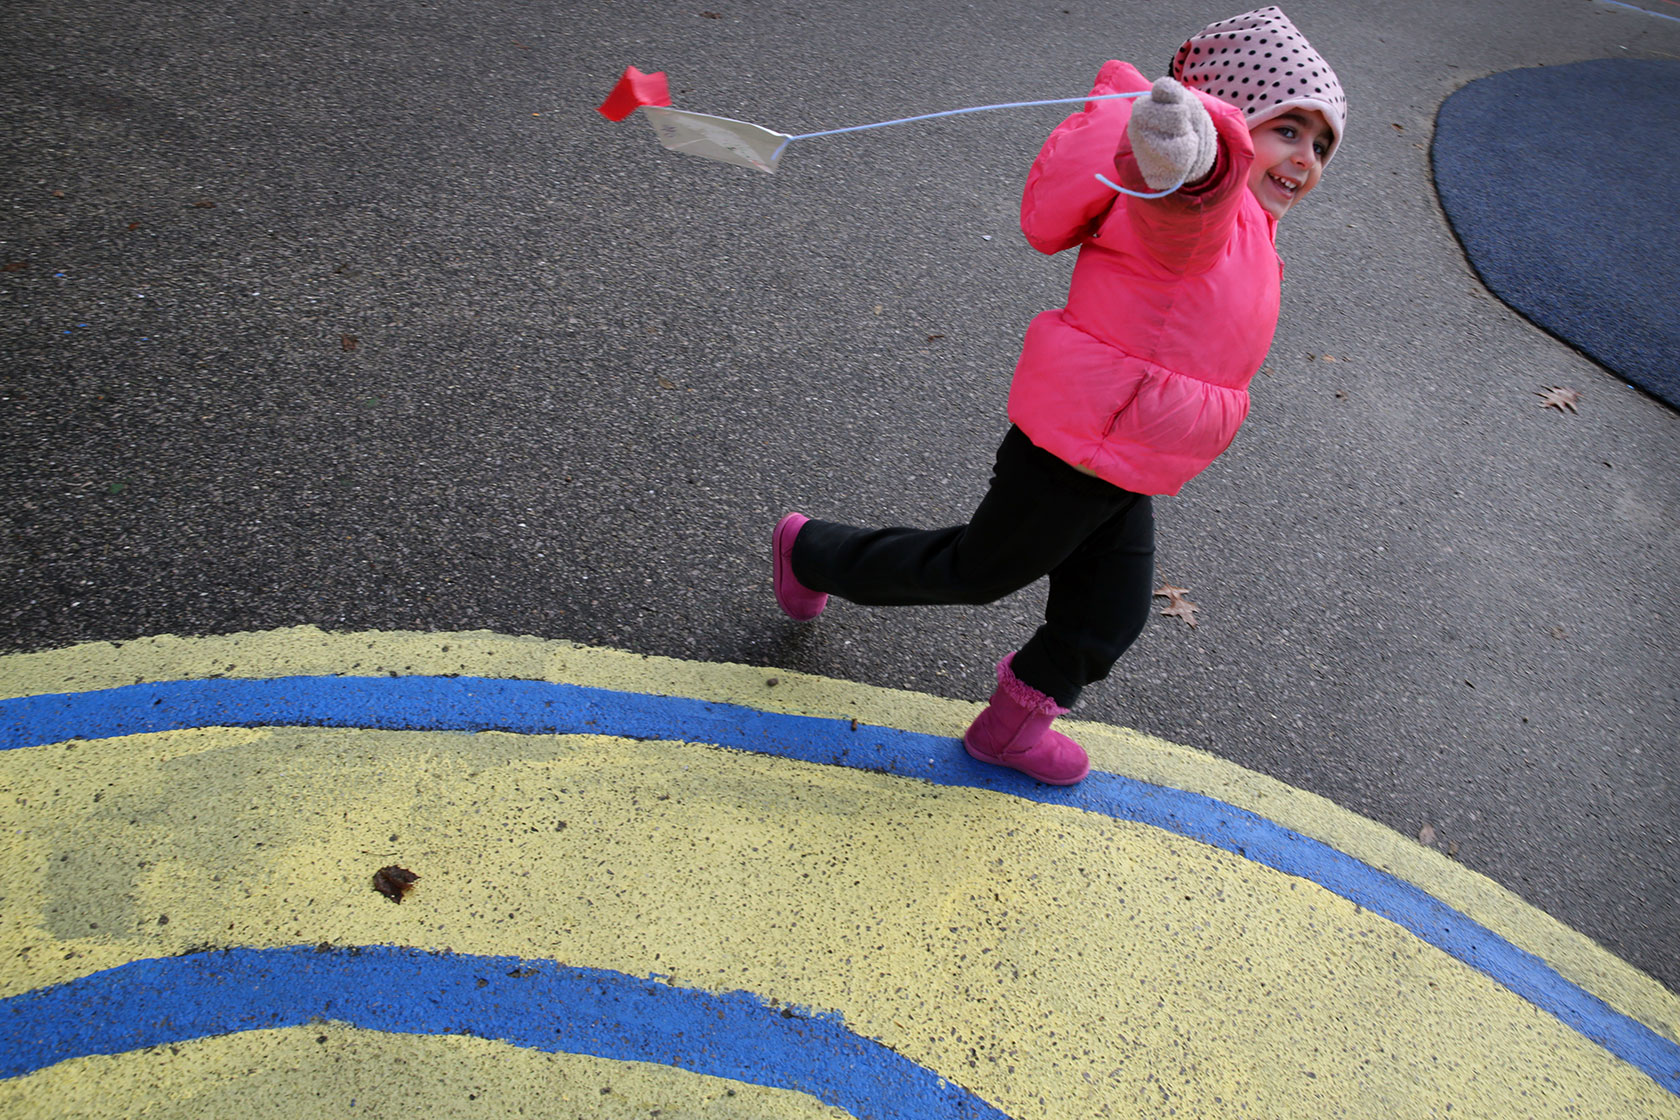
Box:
left=1432, top=57, right=1680, bottom=406
left=2, top=0, right=1678, bottom=1113
left=2, top=628, right=1678, bottom=1117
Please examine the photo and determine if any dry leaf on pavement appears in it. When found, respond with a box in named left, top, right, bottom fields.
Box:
left=372, top=865, right=419, bottom=902
left=1155, top=582, right=1199, bottom=627
left=1537, top=386, right=1580, bottom=413
left=1160, top=598, right=1199, bottom=628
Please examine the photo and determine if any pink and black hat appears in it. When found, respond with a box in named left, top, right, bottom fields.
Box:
left=1170, top=6, right=1347, bottom=162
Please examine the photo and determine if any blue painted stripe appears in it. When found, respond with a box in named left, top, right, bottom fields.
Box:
left=0, top=945, right=1007, bottom=1118
left=3, top=675, right=1678, bottom=1095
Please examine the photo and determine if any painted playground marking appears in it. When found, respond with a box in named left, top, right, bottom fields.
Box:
left=2, top=628, right=1677, bottom=1118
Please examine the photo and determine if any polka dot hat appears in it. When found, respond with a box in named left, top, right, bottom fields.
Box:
left=1170, top=6, right=1347, bottom=162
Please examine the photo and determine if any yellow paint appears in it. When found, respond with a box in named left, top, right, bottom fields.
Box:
left=0, top=1024, right=850, bottom=1119
left=2, top=625, right=1673, bottom=1049
left=2, top=724, right=1674, bottom=1118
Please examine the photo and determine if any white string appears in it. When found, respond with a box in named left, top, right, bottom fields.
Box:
left=776, top=91, right=1186, bottom=198
left=1094, top=172, right=1185, bottom=199
left=784, top=92, right=1148, bottom=141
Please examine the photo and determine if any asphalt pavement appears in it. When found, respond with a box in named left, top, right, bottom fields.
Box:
left=3, top=0, right=1675, bottom=1043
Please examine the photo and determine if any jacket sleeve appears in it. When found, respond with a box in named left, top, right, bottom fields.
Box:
left=1108, top=89, right=1256, bottom=274
left=1018, top=62, right=1142, bottom=256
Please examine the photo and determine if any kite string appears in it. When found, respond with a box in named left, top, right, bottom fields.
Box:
left=784, top=93, right=1146, bottom=142
left=781, top=92, right=1184, bottom=198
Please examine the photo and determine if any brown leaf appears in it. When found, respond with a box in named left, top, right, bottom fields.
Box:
left=127, top=221, right=141, bottom=231
left=1536, top=386, right=1580, bottom=413
left=1153, top=583, right=1191, bottom=601
left=1160, top=598, right=1199, bottom=628
left=657, top=375, right=677, bottom=390
left=1391, top=122, right=1405, bottom=132
left=340, top=333, right=359, bottom=352
left=191, top=199, right=217, bottom=209
left=1418, top=823, right=1437, bottom=846
left=372, top=865, right=419, bottom=902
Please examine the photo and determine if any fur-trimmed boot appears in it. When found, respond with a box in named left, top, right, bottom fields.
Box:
left=963, top=652, right=1090, bottom=785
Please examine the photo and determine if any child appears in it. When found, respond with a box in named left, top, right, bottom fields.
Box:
left=771, top=7, right=1346, bottom=785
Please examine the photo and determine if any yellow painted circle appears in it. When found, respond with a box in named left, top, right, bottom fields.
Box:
left=1, top=628, right=1676, bottom=1118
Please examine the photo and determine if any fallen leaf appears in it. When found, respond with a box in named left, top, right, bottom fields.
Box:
left=1418, top=823, right=1436, bottom=846
left=1537, top=386, right=1580, bottom=413
left=1153, top=583, right=1191, bottom=601
left=1320, top=354, right=1337, bottom=362
left=372, top=865, right=419, bottom=902
left=127, top=221, right=141, bottom=231
left=340, top=333, right=358, bottom=351
left=191, top=199, right=217, bottom=209
left=1160, top=598, right=1199, bottom=628
left=926, top=333, right=945, bottom=342
left=657, top=375, right=677, bottom=389
left=1391, top=122, right=1405, bottom=131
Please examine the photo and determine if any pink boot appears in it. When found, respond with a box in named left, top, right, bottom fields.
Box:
left=963, top=653, right=1090, bottom=785
left=772, top=513, right=828, bottom=621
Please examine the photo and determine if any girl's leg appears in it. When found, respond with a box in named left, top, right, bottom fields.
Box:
left=1010, top=490, right=1156, bottom=708
left=790, top=427, right=1133, bottom=608
left=960, top=490, right=1153, bottom=785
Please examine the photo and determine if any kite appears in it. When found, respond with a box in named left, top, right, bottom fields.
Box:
left=596, top=66, right=1180, bottom=195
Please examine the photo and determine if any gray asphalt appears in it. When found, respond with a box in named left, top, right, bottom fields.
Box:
left=3, top=0, right=1676, bottom=993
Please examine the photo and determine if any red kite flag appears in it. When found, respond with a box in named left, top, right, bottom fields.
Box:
left=597, top=66, right=672, bottom=121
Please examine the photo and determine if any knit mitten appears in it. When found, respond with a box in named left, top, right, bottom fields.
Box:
left=1125, top=77, right=1216, bottom=190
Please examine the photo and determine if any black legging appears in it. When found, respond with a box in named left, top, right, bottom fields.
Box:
left=791, top=426, right=1156, bottom=708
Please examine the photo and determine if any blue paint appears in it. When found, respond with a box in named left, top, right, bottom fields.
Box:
left=0, top=945, right=1008, bottom=1118
left=3, top=675, right=1678, bottom=1095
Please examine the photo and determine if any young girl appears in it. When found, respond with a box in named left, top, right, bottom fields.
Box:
left=772, top=6, right=1346, bottom=785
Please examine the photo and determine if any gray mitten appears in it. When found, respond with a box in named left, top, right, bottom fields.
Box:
left=1126, top=77, right=1216, bottom=190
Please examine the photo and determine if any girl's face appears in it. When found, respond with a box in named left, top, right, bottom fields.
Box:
left=1247, top=109, right=1334, bottom=221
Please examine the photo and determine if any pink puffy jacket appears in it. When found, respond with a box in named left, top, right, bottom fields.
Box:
left=1008, top=61, right=1282, bottom=496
